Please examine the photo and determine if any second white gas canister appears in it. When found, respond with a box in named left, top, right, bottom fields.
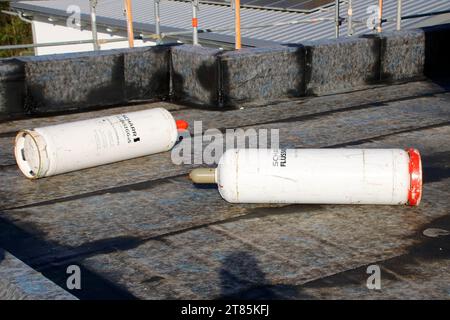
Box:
left=15, top=107, right=186, bottom=179
left=190, top=148, right=422, bottom=206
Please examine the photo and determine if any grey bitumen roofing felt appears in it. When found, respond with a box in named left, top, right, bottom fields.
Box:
left=12, top=0, right=450, bottom=46
left=0, top=249, right=77, bottom=300
left=0, top=78, right=449, bottom=299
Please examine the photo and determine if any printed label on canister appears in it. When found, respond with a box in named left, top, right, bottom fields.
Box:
left=272, top=149, right=287, bottom=168
left=93, top=115, right=142, bottom=151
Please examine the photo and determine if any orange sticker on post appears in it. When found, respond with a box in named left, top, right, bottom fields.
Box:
left=192, top=18, right=198, bottom=27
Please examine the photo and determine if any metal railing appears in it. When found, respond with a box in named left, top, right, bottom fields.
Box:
left=1, top=0, right=450, bottom=53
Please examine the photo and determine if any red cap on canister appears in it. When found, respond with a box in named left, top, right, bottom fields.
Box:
left=176, top=120, right=189, bottom=131
left=407, top=148, right=422, bottom=206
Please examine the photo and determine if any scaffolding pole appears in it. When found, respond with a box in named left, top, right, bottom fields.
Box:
left=155, top=17, right=334, bottom=39
left=235, top=0, right=241, bottom=49
left=156, top=18, right=333, bottom=39
left=154, top=0, right=161, bottom=43
left=0, top=38, right=131, bottom=51
left=192, top=0, right=199, bottom=45
left=397, top=0, right=402, bottom=31
left=123, top=0, right=134, bottom=47
left=89, top=0, right=100, bottom=51
left=347, top=0, right=353, bottom=36
left=378, top=0, right=384, bottom=33
left=335, top=0, right=340, bottom=38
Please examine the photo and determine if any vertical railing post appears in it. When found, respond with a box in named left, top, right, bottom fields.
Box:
left=235, top=0, right=241, bottom=49
left=377, top=0, right=384, bottom=33
left=192, top=0, right=199, bottom=45
left=124, top=0, right=135, bottom=48
left=347, top=0, right=353, bottom=36
left=89, top=0, right=100, bottom=50
left=335, top=0, right=340, bottom=38
left=396, top=0, right=402, bottom=31
left=154, top=0, right=161, bottom=43
left=153, top=0, right=162, bottom=44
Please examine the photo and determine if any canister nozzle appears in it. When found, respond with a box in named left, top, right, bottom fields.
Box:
left=176, top=119, right=189, bottom=131
left=189, top=168, right=216, bottom=184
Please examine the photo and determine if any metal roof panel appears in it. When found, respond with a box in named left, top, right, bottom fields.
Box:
left=11, top=0, right=450, bottom=46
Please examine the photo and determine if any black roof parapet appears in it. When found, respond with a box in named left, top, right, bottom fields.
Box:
left=0, top=59, right=25, bottom=115
left=423, top=23, right=450, bottom=79
left=1, top=24, right=449, bottom=115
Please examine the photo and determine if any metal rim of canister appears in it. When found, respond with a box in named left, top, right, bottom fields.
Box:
left=14, top=130, right=45, bottom=179
left=407, top=148, right=422, bottom=206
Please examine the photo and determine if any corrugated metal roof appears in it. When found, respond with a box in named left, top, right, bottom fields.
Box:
left=12, top=0, right=450, bottom=45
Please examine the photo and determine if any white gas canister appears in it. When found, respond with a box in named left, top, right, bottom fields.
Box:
left=189, top=148, right=422, bottom=206
left=15, top=108, right=188, bottom=179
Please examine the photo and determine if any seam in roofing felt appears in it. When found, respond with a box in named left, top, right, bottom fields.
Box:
left=327, top=121, right=450, bottom=148
left=2, top=173, right=189, bottom=211
left=236, top=91, right=447, bottom=128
